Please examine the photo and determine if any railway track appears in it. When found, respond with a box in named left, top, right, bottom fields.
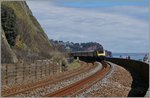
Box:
left=44, top=61, right=112, bottom=97
left=2, top=62, right=96, bottom=97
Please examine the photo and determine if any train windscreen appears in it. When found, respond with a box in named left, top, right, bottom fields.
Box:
left=97, top=47, right=104, bottom=53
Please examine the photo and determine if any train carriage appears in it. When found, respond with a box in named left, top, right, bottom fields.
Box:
left=70, top=47, right=107, bottom=60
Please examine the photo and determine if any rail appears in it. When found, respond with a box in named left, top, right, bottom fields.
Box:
left=44, top=61, right=112, bottom=97
left=2, top=62, right=95, bottom=97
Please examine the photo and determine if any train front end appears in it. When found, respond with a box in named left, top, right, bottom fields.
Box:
left=96, top=49, right=106, bottom=60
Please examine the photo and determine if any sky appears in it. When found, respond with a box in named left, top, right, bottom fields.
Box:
left=27, top=0, right=149, bottom=53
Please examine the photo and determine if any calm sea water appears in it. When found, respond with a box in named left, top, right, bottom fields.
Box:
left=112, top=53, right=148, bottom=61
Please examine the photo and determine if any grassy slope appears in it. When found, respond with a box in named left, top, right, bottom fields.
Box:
left=2, top=1, right=49, bottom=43
left=1, top=1, right=53, bottom=61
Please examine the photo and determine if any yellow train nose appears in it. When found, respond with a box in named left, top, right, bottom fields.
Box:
left=97, top=50, right=106, bottom=56
left=98, top=53, right=105, bottom=56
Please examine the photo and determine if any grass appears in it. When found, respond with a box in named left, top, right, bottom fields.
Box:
left=67, top=60, right=81, bottom=70
left=1, top=1, right=49, bottom=49
left=2, top=1, right=28, bottom=20
left=1, top=1, right=54, bottom=61
left=1, top=1, right=44, bottom=35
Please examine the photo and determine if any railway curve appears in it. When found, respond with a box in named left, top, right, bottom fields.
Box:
left=44, top=61, right=112, bottom=97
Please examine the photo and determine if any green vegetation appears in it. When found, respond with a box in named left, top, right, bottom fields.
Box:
left=67, top=59, right=80, bottom=70
left=1, top=4, right=18, bottom=46
left=15, top=38, right=27, bottom=49
left=1, top=1, right=45, bottom=37
left=1, top=1, right=55, bottom=62
left=1, top=2, right=34, bottom=46
left=29, top=15, right=45, bottom=34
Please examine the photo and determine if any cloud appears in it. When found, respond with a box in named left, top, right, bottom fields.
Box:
left=92, top=6, right=148, bottom=22
left=27, top=1, right=149, bottom=53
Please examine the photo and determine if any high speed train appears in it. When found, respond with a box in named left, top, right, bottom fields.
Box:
left=70, top=47, right=109, bottom=60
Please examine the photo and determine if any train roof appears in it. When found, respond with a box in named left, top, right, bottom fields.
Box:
left=71, top=49, right=105, bottom=54
left=71, top=50, right=95, bottom=53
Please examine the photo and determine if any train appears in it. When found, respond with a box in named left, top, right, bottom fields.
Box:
left=70, top=47, right=110, bottom=60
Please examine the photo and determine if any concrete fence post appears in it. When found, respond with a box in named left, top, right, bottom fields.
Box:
left=59, top=60, right=62, bottom=73
left=23, top=63, right=25, bottom=82
left=45, top=62, right=46, bottom=77
left=52, top=64, right=54, bottom=74
left=28, top=64, right=30, bottom=80
left=49, top=63, right=51, bottom=75
left=5, top=64, right=8, bottom=85
left=41, top=63, right=42, bottom=78
left=35, top=63, right=37, bottom=80
left=15, top=64, right=17, bottom=84
left=46, top=64, right=48, bottom=76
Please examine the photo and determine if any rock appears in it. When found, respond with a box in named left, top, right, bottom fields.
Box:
left=1, top=27, right=18, bottom=63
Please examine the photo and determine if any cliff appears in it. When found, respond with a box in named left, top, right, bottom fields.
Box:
left=1, top=1, right=54, bottom=63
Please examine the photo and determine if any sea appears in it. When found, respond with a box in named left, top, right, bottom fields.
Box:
left=112, top=53, right=148, bottom=61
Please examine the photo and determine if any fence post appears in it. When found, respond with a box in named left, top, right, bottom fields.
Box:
left=53, top=64, right=54, bottom=74
left=15, top=64, right=17, bottom=84
left=41, top=61, right=42, bottom=78
left=5, top=64, right=8, bottom=85
left=59, top=61, right=61, bottom=73
left=28, top=64, right=31, bottom=81
left=49, top=62, right=50, bottom=75
left=35, top=62, right=37, bottom=80
left=23, top=63, right=25, bottom=82
left=45, top=62, right=46, bottom=77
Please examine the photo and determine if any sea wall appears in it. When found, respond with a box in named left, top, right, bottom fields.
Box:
left=106, top=58, right=149, bottom=84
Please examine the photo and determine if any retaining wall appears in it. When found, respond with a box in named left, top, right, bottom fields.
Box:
left=106, top=58, right=149, bottom=84
left=106, top=58, right=149, bottom=96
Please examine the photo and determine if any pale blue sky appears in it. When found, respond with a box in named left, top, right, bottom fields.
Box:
left=27, top=0, right=149, bottom=53
left=53, top=0, right=148, bottom=7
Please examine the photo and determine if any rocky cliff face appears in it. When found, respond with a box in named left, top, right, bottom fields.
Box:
left=1, top=27, right=18, bottom=63
left=1, top=1, right=54, bottom=63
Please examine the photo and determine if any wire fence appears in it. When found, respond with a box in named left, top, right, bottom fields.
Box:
left=1, top=60, right=64, bottom=87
